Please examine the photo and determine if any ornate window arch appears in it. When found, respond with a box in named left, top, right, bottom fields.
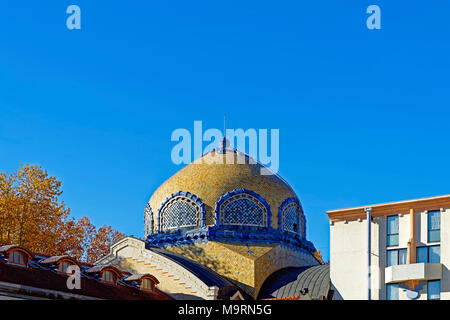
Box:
left=279, top=198, right=305, bottom=238
left=1, top=246, right=33, bottom=267
left=215, top=189, right=270, bottom=228
left=158, top=191, right=205, bottom=232
left=144, top=204, right=154, bottom=238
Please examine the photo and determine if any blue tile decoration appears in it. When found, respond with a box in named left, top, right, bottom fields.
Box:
left=278, top=198, right=306, bottom=239
left=216, top=189, right=269, bottom=227
left=146, top=189, right=315, bottom=254
left=156, top=191, right=206, bottom=233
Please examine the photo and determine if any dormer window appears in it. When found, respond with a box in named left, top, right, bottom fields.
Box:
left=102, top=270, right=116, bottom=284
left=0, top=246, right=33, bottom=267
left=40, top=255, right=80, bottom=275
left=141, top=278, right=154, bottom=291
left=58, top=260, right=72, bottom=274
left=124, top=273, right=159, bottom=292
left=86, top=265, right=122, bottom=285
left=9, top=250, right=27, bottom=266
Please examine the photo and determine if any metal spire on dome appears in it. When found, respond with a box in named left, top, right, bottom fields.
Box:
left=217, top=114, right=230, bottom=154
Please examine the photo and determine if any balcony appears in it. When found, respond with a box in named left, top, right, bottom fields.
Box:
left=385, top=263, right=442, bottom=283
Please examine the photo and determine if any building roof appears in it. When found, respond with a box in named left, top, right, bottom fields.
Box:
left=0, top=245, right=17, bottom=253
left=39, top=255, right=76, bottom=265
left=257, top=264, right=331, bottom=300
left=327, top=194, right=450, bottom=222
left=148, top=148, right=298, bottom=230
left=124, top=274, right=159, bottom=285
left=148, top=246, right=247, bottom=299
left=0, top=245, right=34, bottom=258
left=0, top=246, right=171, bottom=300
left=263, top=295, right=302, bottom=300
left=149, top=247, right=232, bottom=287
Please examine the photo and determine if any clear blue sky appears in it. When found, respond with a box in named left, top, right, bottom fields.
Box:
left=1, top=1, right=449, bottom=261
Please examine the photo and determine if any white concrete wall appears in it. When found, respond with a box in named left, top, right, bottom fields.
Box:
left=330, top=216, right=386, bottom=300
left=330, top=219, right=370, bottom=300
left=440, top=208, right=450, bottom=299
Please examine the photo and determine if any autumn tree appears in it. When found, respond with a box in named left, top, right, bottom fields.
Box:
left=0, top=164, right=124, bottom=262
left=86, top=225, right=124, bottom=263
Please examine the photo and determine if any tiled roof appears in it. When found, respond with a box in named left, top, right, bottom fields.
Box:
left=0, top=245, right=34, bottom=258
left=124, top=274, right=159, bottom=285
left=263, top=296, right=302, bottom=300
left=149, top=247, right=232, bottom=288
left=0, top=247, right=171, bottom=300
left=148, top=247, right=247, bottom=299
left=39, top=255, right=71, bottom=265
left=257, top=264, right=330, bottom=300
left=148, top=148, right=298, bottom=232
left=85, top=265, right=113, bottom=274
left=125, top=274, right=146, bottom=282
left=0, top=245, right=17, bottom=253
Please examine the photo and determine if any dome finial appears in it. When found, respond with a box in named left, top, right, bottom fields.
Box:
left=217, top=114, right=230, bottom=154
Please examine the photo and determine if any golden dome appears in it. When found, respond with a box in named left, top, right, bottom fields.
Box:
left=148, top=149, right=298, bottom=231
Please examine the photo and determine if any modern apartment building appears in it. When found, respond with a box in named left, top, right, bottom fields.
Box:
left=327, top=194, right=450, bottom=300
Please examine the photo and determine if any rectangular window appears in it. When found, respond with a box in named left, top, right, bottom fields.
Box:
left=417, top=246, right=428, bottom=263
left=387, top=248, right=407, bottom=267
left=386, top=283, right=399, bottom=300
left=429, top=245, right=440, bottom=263
left=398, top=248, right=407, bottom=264
left=387, top=215, right=399, bottom=247
left=428, top=280, right=440, bottom=300
left=416, top=245, right=440, bottom=263
left=428, top=210, right=440, bottom=242
left=387, top=250, right=398, bottom=267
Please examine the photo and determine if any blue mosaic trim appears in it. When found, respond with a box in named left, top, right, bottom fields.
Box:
left=212, top=189, right=273, bottom=231
left=146, top=226, right=209, bottom=248
left=156, top=191, right=206, bottom=233
left=277, top=198, right=306, bottom=239
left=146, top=226, right=316, bottom=253
left=146, top=190, right=316, bottom=255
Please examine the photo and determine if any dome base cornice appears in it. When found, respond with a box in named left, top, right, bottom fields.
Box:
left=145, top=226, right=316, bottom=254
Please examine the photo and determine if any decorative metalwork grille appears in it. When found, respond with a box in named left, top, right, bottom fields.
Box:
left=219, top=193, right=267, bottom=227
left=161, top=197, right=200, bottom=231
left=282, top=202, right=301, bottom=234
left=144, top=204, right=153, bottom=237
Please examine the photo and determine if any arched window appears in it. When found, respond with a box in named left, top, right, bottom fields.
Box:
left=102, top=270, right=116, bottom=283
left=9, top=250, right=27, bottom=266
left=141, top=278, right=154, bottom=291
left=144, top=204, right=153, bottom=237
left=216, top=190, right=269, bottom=227
left=159, top=193, right=204, bottom=232
left=279, top=198, right=305, bottom=238
left=58, top=260, right=72, bottom=274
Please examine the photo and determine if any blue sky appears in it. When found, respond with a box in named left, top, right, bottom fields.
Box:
left=1, top=1, right=449, bottom=261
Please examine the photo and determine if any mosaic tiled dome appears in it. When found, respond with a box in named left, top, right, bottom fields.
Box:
left=147, top=148, right=299, bottom=233
left=143, top=145, right=318, bottom=299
